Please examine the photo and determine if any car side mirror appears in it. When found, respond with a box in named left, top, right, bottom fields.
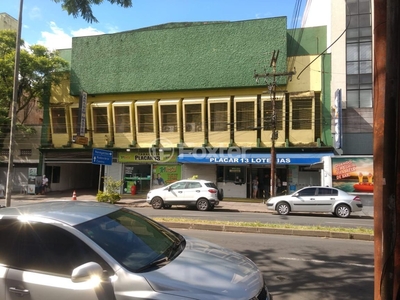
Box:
left=71, top=262, right=104, bottom=283
left=293, top=193, right=299, bottom=197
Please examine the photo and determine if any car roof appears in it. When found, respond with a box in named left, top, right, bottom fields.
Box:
left=179, top=179, right=212, bottom=182
left=0, top=201, right=120, bottom=226
left=301, top=186, right=340, bottom=189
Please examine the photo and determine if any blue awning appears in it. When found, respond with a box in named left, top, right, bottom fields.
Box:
left=177, top=152, right=333, bottom=165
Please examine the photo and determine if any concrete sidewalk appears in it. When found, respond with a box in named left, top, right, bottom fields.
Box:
left=6, top=189, right=373, bottom=217
left=7, top=191, right=273, bottom=213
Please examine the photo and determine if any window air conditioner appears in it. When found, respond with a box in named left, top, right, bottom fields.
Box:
left=163, top=125, right=176, bottom=132
left=185, top=122, right=197, bottom=132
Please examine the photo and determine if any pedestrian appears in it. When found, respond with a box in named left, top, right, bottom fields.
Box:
left=252, top=176, right=259, bottom=198
left=41, top=175, right=49, bottom=195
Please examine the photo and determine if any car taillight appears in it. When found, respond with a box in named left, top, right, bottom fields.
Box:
left=353, top=196, right=361, bottom=201
left=208, top=189, right=217, bottom=194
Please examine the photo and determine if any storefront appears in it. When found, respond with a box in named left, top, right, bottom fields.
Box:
left=178, top=152, right=334, bottom=198
left=116, top=150, right=181, bottom=194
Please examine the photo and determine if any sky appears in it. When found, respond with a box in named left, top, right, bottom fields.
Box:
left=1, top=0, right=306, bottom=50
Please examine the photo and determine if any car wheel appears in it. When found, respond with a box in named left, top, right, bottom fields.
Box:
left=217, top=189, right=224, bottom=201
left=276, top=202, right=290, bottom=215
left=196, top=198, right=210, bottom=211
left=335, top=204, right=351, bottom=218
left=151, top=197, right=164, bottom=209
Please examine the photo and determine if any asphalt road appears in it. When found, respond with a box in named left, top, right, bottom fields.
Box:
left=179, top=229, right=374, bottom=300
left=135, top=206, right=374, bottom=229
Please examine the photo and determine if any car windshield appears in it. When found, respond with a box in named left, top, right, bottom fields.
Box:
left=75, top=208, right=185, bottom=273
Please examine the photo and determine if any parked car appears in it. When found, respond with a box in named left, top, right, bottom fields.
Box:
left=146, top=179, right=223, bottom=211
left=266, top=186, right=363, bottom=218
left=0, top=201, right=271, bottom=300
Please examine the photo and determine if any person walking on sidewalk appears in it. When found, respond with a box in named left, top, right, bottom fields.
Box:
left=252, top=176, right=259, bottom=198
left=40, top=175, right=49, bottom=195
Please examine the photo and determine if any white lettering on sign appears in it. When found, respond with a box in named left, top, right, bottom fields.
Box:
left=208, top=157, right=291, bottom=164
left=79, top=91, right=87, bottom=136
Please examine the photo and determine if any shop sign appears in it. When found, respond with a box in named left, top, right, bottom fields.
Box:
left=177, top=153, right=333, bottom=165
left=332, top=156, right=373, bottom=193
left=152, top=164, right=181, bottom=185
left=118, top=151, right=177, bottom=163
left=73, top=135, right=88, bottom=145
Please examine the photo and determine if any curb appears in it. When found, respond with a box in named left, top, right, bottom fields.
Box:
left=158, top=222, right=374, bottom=241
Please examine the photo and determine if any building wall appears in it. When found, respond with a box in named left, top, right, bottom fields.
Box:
left=50, top=86, right=330, bottom=150
left=302, top=0, right=373, bottom=155
left=0, top=125, right=41, bottom=192
left=0, top=126, right=41, bottom=163
left=0, top=13, right=18, bottom=31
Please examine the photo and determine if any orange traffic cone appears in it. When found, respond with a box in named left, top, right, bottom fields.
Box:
left=72, top=190, right=77, bottom=201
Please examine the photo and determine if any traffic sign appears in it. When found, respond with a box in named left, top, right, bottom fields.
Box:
left=92, top=148, right=113, bottom=165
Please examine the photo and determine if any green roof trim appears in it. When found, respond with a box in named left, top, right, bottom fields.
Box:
left=70, top=17, right=288, bottom=95
left=56, top=48, right=71, bottom=71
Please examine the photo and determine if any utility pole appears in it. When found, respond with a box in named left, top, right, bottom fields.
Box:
left=254, top=50, right=295, bottom=196
left=373, top=0, right=400, bottom=299
left=5, top=0, right=23, bottom=207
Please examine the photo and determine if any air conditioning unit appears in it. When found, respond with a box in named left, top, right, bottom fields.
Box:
left=185, top=122, right=196, bottom=132
left=163, top=125, right=176, bottom=132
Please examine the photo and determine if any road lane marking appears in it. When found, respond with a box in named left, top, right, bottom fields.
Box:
left=279, top=257, right=374, bottom=268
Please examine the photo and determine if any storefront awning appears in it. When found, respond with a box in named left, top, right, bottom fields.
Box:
left=177, top=152, right=333, bottom=165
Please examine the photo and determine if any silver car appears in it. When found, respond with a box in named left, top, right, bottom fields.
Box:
left=0, top=201, right=271, bottom=300
left=266, top=186, right=363, bottom=218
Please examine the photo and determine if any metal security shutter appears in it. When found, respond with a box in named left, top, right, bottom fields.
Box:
left=182, top=164, right=217, bottom=183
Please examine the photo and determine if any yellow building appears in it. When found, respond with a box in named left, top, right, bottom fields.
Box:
left=45, top=18, right=333, bottom=197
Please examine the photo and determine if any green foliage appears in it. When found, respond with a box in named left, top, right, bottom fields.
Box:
left=96, top=176, right=123, bottom=204
left=52, top=0, right=133, bottom=23
left=0, top=29, right=69, bottom=147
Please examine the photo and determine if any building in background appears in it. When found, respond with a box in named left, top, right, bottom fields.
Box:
left=0, top=13, right=43, bottom=193
left=0, top=12, right=17, bottom=31
left=302, top=0, right=373, bottom=155
left=44, top=17, right=334, bottom=197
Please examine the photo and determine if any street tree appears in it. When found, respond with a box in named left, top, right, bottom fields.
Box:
left=52, top=0, right=133, bottom=23
left=0, top=30, right=69, bottom=148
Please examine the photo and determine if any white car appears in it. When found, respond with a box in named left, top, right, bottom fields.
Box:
left=266, top=186, right=363, bottom=218
left=147, top=179, right=223, bottom=211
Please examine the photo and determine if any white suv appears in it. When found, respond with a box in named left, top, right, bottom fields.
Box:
left=146, top=179, right=223, bottom=211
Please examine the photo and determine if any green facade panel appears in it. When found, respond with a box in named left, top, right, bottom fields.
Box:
left=287, top=26, right=327, bottom=56
left=70, top=17, right=288, bottom=95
